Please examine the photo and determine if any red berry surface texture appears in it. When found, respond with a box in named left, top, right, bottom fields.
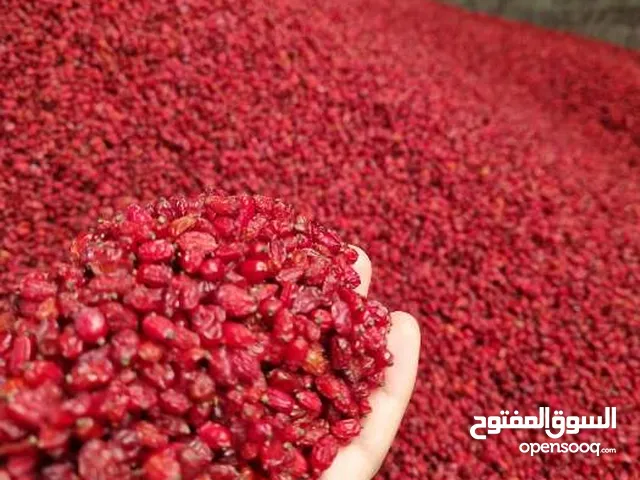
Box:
left=0, top=0, right=638, bottom=479
left=1, top=194, right=392, bottom=479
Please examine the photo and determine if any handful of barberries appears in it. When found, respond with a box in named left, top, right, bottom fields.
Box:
left=0, top=193, right=392, bottom=480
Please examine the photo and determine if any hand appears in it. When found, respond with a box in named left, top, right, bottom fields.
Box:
left=321, top=247, right=421, bottom=480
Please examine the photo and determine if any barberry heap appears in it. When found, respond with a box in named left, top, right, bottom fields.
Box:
left=0, top=193, right=392, bottom=480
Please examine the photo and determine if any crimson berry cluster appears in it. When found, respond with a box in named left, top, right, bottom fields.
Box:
left=0, top=194, right=392, bottom=479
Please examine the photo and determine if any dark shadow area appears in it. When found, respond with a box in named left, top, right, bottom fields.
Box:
left=439, top=0, right=640, bottom=48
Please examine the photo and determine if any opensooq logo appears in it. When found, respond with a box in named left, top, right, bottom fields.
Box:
left=470, top=407, right=616, bottom=440
left=469, top=407, right=617, bottom=457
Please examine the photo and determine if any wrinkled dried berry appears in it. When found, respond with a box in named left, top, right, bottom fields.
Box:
left=311, top=435, right=339, bottom=473
left=74, top=308, right=108, bottom=344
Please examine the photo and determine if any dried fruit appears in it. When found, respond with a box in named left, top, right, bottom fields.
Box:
left=74, top=308, right=108, bottom=344
left=197, top=422, right=232, bottom=450
left=0, top=194, right=390, bottom=479
left=331, top=418, right=362, bottom=443
left=311, top=435, right=339, bottom=473
left=1, top=1, right=637, bottom=478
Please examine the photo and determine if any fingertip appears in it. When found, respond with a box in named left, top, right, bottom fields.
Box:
left=321, top=312, right=420, bottom=480
left=389, top=311, right=421, bottom=353
left=350, top=245, right=371, bottom=297
left=384, top=311, right=421, bottom=400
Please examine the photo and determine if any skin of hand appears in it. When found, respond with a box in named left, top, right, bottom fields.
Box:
left=321, top=247, right=421, bottom=480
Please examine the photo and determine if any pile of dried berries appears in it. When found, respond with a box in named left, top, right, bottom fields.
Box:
left=1, top=0, right=638, bottom=478
left=0, top=193, right=393, bottom=478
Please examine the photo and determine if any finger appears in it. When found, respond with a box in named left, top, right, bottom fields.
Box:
left=350, top=245, right=371, bottom=297
left=378, top=312, right=421, bottom=400
left=321, top=311, right=421, bottom=480
left=353, top=312, right=421, bottom=470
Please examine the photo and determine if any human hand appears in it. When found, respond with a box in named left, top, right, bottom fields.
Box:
left=321, top=247, right=421, bottom=480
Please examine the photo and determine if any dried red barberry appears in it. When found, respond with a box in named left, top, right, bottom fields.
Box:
left=311, top=435, right=340, bottom=473
left=1, top=195, right=392, bottom=478
left=73, top=308, right=108, bottom=344
left=197, top=422, right=233, bottom=450
left=2, top=1, right=636, bottom=477
left=143, top=450, right=181, bottom=480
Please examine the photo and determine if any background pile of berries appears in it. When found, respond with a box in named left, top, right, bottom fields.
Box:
left=0, top=0, right=638, bottom=478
